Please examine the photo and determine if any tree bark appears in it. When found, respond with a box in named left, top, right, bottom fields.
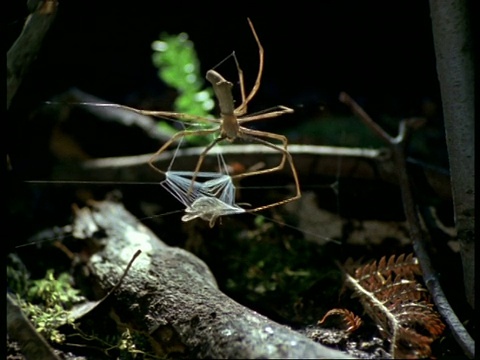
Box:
left=75, top=200, right=352, bottom=359
left=429, top=0, right=475, bottom=308
left=7, top=0, right=58, bottom=109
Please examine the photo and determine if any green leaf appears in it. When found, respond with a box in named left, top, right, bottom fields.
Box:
left=151, top=30, right=216, bottom=138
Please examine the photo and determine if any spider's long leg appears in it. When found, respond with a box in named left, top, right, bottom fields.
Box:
left=232, top=55, right=246, bottom=115
left=237, top=106, right=293, bottom=124
left=231, top=129, right=288, bottom=179
left=234, top=18, right=264, bottom=117
left=84, top=102, right=222, bottom=124
left=149, top=128, right=219, bottom=175
left=188, top=135, right=227, bottom=194
left=232, top=128, right=301, bottom=211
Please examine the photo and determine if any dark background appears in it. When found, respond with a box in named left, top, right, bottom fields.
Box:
left=6, top=0, right=453, bottom=236
left=6, top=5, right=473, bottom=358
left=8, top=1, right=441, bottom=120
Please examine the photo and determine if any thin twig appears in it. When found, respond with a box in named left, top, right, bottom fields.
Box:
left=68, top=249, right=142, bottom=321
left=339, top=92, right=474, bottom=359
left=338, top=92, right=393, bottom=143
left=103, top=249, right=142, bottom=299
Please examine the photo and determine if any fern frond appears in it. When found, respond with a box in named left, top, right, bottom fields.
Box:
left=340, top=253, right=445, bottom=359
left=317, top=308, right=363, bottom=333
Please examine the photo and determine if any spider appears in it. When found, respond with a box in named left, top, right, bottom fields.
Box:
left=104, top=19, right=302, bottom=213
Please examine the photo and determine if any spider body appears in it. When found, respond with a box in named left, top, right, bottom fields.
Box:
left=94, top=19, right=301, bottom=214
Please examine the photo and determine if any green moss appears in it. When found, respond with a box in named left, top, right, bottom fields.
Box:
left=26, top=269, right=84, bottom=307
left=18, top=297, right=75, bottom=343
left=8, top=268, right=84, bottom=343
left=204, top=215, right=342, bottom=324
left=292, top=115, right=387, bottom=148
left=8, top=264, right=157, bottom=357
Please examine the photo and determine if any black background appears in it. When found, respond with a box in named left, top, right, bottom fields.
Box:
left=8, top=1, right=441, bottom=119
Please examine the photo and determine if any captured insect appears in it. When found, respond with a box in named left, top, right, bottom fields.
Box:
left=161, top=150, right=245, bottom=227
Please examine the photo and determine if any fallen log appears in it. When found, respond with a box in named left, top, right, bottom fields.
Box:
left=74, top=199, right=352, bottom=358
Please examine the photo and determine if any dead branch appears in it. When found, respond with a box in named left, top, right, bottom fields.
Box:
left=73, top=199, right=353, bottom=359
left=43, top=88, right=177, bottom=148
left=7, top=0, right=58, bottom=109
left=42, top=144, right=452, bottom=202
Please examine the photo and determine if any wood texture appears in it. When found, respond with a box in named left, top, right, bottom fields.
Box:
left=75, top=200, right=352, bottom=359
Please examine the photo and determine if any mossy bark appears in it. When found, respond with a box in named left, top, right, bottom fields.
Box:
left=76, top=200, right=352, bottom=359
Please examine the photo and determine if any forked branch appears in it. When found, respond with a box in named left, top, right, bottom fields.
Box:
left=339, top=92, right=474, bottom=358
